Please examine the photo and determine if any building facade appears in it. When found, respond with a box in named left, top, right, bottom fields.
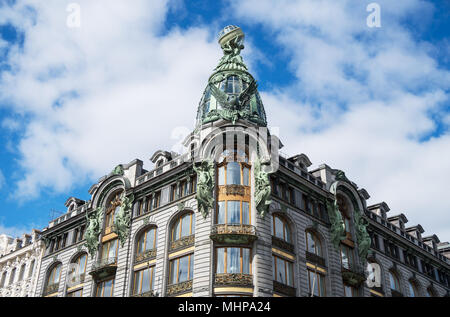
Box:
left=0, top=230, right=43, bottom=297
left=9, top=26, right=450, bottom=298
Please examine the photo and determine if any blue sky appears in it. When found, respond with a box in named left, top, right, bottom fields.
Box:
left=0, top=0, right=449, bottom=240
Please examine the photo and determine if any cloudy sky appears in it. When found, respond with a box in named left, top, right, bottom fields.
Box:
left=0, top=0, right=449, bottom=241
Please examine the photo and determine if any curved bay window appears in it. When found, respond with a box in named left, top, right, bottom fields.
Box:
left=66, top=253, right=87, bottom=297
left=44, top=263, right=62, bottom=297
left=214, top=247, right=253, bottom=292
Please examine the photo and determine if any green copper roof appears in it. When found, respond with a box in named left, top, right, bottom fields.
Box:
left=196, top=26, right=267, bottom=127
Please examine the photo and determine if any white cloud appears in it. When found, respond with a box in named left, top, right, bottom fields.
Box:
left=231, top=0, right=450, bottom=241
left=0, top=222, right=36, bottom=238
left=0, top=0, right=220, bottom=198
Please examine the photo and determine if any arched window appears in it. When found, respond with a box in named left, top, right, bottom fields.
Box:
left=167, top=212, right=195, bottom=295
left=306, top=231, right=322, bottom=256
left=271, top=215, right=291, bottom=243
left=426, top=287, right=436, bottom=297
left=132, top=227, right=157, bottom=296
left=337, top=194, right=352, bottom=237
left=171, top=212, right=195, bottom=242
left=389, top=271, right=401, bottom=294
left=44, top=263, right=62, bottom=296
left=137, top=227, right=157, bottom=255
left=408, top=280, right=418, bottom=297
left=105, top=194, right=121, bottom=235
left=66, top=253, right=87, bottom=297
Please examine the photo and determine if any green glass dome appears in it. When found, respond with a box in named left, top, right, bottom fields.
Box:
left=196, top=26, right=267, bottom=127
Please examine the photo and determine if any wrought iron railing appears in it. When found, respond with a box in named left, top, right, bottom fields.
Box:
left=135, top=249, right=157, bottom=263
left=211, top=224, right=256, bottom=236
left=214, top=273, right=253, bottom=287
left=92, top=257, right=117, bottom=270
left=43, top=282, right=59, bottom=296
left=167, top=280, right=193, bottom=296
left=273, top=280, right=296, bottom=297
left=272, top=236, right=295, bottom=254
left=170, top=234, right=195, bottom=252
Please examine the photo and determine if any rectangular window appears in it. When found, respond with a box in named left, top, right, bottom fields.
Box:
left=227, top=201, right=241, bottom=224
left=273, top=255, right=293, bottom=286
left=169, top=254, right=194, bottom=285
left=308, top=270, right=325, bottom=296
left=161, top=187, right=169, bottom=206
left=153, top=191, right=161, bottom=209
left=217, top=201, right=225, bottom=224
left=216, top=247, right=251, bottom=274
left=133, top=266, right=155, bottom=295
left=96, top=279, right=114, bottom=297
left=341, top=245, right=354, bottom=270
left=242, top=202, right=250, bottom=225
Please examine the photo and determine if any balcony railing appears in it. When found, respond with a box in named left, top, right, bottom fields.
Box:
left=132, top=290, right=156, bottom=297
left=43, top=282, right=59, bottom=296
left=167, top=280, right=193, bottom=297
left=305, top=251, right=326, bottom=268
left=214, top=273, right=253, bottom=287
left=90, top=257, right=117, bottom=281
left=135, top=249, right=157, bottom=264
left=341, top=263, right=367, bottom=288
left=273, top=280, right=296, bottom=297
left=169, top=234, right=195, bottom=252
left=271, top=236, right=294, bottom=254
left=210, top=224, right=257, bottom=245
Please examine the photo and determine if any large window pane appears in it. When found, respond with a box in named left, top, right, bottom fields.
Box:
left=243, top=167, right=250, bottom=186
left=181, top=214, right=191, bottom=238
left=178, top=256, right=189, bottom=282
left=274, top=216, right=284, bottom=240
left=190, top=255, right=194, bottom=279
left=141, top=268, right=151, bottom=293
left=227, top=248, right=240, bottom=273
left=286, top=261, right=293, bottom=286
left=217, top=201, right=225, bottom=224
left=276, top=257, right=285, bottom=284
left=173, top=221, right=180, bottom=241
left=218, top=166, right=225, bottom=185
left=170, top=260, right=177, bottom=285
left=227, top=162, right=241, bottom=185
left=242, top=202, right=250, bottom=225
left=227, top=201, right=241, bottom=224
left=133, top=271, right=141, bottom=294
left=217, top=248, right=225, bottom=273
left=146, top=229, right=155, bottom=250
left=242, top=248, right=250, bottom=274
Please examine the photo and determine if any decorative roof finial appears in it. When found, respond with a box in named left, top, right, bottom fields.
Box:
left=218, top=25, right=245, bottom=56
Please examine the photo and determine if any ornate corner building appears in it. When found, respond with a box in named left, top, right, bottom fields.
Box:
left=8, top=26, right=449, bottom=298
left=0, top=230, right=43, bottom=297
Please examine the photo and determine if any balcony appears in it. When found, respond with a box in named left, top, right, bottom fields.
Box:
left=210, top=224, right=257, bottom=245
left=43, top=283, right=59, bottom=296
left=135, top=249, right=157, bottom=264
left=273, top=280, right=296, bottom=297
left=89, top=257, right=117, bottom=281
left=341, top=263, right=367, bottom=288
left=167, top=280, right=193, bottom=297
left=214, top=273, right=253, bottom=287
